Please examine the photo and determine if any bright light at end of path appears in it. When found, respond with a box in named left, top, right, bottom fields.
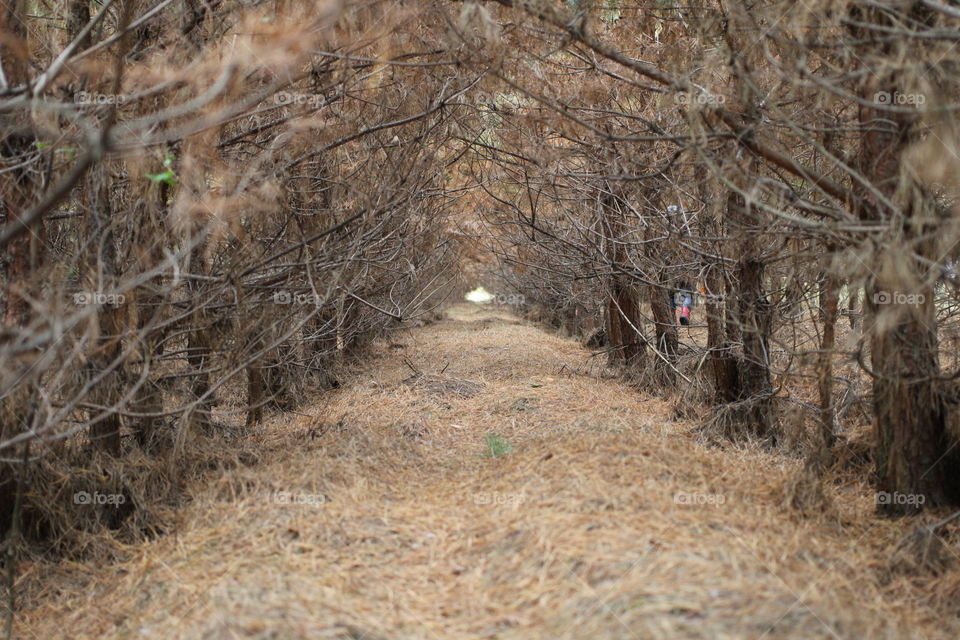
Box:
left=465, top=287, right=494, bottom=303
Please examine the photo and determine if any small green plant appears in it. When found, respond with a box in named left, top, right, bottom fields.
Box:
left=145, top=152, right=177, bottom=186
left=482, top=433, right=512, bottom=458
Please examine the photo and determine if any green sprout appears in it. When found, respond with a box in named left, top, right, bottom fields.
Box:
left=145, top=152, right=177, bottom=186
left=481, top=433, right=513, bottom=458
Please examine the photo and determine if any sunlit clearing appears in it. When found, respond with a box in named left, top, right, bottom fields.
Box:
left=465, top=286, right=494, bottom=303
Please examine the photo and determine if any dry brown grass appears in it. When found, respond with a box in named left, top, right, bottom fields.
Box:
left=11, top=304, right=960, bottom=639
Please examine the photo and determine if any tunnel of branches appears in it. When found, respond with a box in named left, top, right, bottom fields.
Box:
left=3, top=0, right=960, bottom=559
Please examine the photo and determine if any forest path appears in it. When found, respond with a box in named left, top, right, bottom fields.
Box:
left=16, top=304, right=941, bottom=639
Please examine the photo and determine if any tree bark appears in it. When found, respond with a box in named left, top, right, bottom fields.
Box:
left=852, top=14, right=960, bottom=511
left=0, top=0, right=38, bottom=548
left=131, top=182, right=170, bottom=451
left=647, top=278, right=677, bottom=379
left=85, top=164, right=123, bottom=455
left=697, top=167, right=739, bottom=404
left=186, top=240, right=213, bottom=433
left=65, top=0, right=92, bottom=50
left=817, top=268, right=839, bottom=456
left=601, top=192, right=644, bottom=367
left=729, top=191, right=774, bottom=440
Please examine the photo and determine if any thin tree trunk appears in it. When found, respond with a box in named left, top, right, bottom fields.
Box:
left=707, top=264, right=740, bottom=404
left=735, top=255, right=774, bottom=439
left=185, top=220, right=213, bottom=431
left=65, top=0, right=92, bottom=50
left=246, top=332, right=266, bottom=429
left=729, top=191, right=774, bottom=440
left=647, top=279, right=677, bottom=380
left=697, top=166, right=739, bottom=403
left=601, top=191, right=645, bottom=367
left=847, top=286, right=860, bottom=330
left=85, top=164, right=123, bottom=455
left=131, top=182, right=170, bottom=451
left=817, top=268, right=839, bottom=456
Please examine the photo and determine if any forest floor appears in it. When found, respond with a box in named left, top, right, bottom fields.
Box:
left=13, top=304, right=960, bottom=639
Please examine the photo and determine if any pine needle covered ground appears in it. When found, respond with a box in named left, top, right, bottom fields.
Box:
left=14, top=304, right=960, bottom=639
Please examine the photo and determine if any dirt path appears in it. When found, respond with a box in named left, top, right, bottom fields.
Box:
left=15, top=305, right=954, bottom=639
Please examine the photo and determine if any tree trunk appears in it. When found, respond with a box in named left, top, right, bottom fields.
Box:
left=847, top=286, right=861, bottom=330
left=65, top=0, right=92, bottom=50
left=854, top=43, right=960, bottom=512
left=817, top=268, right=839, bottom=456
left=697, top=167, right=739, bottom=404
left=647, top=279, right=677, bottom=380
left=246, top=331, right=266, bottom=429
left=185, top=230, right=213, bottom=432
left=735, top=255, right=774, bottom=439
left=0, top=0, right=38, bottom=546
left=85, top=164, right=123, bottom=455
left=600, top=191, right=645, bottom=367
left=131, top=182, right=170, bottom=451
left=707, top=265, right=740, bottom=404
left=729, top=191, right=774, bottom=440
left=607, top=281, right=643, bottom=365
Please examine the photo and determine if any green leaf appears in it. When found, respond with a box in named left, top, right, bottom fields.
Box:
left=145, top=169, right=177, bottom=186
